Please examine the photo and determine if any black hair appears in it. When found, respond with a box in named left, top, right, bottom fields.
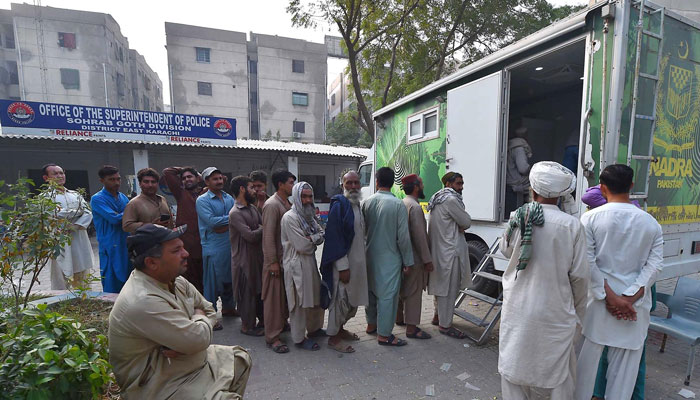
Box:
left=42, top=163, right=58, bottom=176
left=230, top=175, right=252, bottom=197
left=376, top=167, right=394, bottom=188
left=271, top=169, right=296, bottom=190
left=443, top=172, right=463, bottom=185
left=98, top=165, right=119, bottom=179
left=132, top=243, right=163, bottom=271
left=181, top=166, right=198, bottom=177
left=249, top=170, right=268, bottom=184
left=137, top=168, right=160, bottom=182
left=599, top=164, right=634, bottom=194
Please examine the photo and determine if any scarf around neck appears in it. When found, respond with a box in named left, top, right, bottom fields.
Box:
left=291, top=181, right=323, bottom=237
left=427, top=187, right=464, bottom=212
left=505, top=201, right=544, bottom=279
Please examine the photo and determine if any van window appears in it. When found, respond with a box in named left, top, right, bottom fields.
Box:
left=358, top=164, right=372, bottom=187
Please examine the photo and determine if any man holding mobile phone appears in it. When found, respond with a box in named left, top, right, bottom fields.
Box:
left=123, top=168, right=173, bottom=233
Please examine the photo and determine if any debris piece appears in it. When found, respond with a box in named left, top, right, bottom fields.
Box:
left=425, top=384, right=435, bottom=396
left=463, top=343, right=470, bottom=348
left=456, top=372, right=471, bottom=381
left=464, top=382, right=481, bottom=391
left=679, top=388, right=696, bottom=399
left=440, top=363, right=451, bottom=372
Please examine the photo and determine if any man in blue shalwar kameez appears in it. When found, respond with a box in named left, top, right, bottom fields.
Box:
left=362, top=167, right=414, bottom=347
left=91, top=165, right=130, bottom=293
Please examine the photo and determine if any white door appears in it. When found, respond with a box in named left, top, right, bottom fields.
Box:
left=446, top=71, right=505, bottom=222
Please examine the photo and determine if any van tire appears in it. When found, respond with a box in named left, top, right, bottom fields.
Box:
left=467, top=239, right=501, bottom=298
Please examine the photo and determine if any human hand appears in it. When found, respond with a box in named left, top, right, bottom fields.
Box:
left=604, top=281, right=637, bottom=321
left=152, top=216, right=165, bottom=225
left=194, top=308, right=206, bottom=316
left=339, top=269, right=350, bottom=284
left=161, top=347, right=183, bottom=359
left=424, top=262, right=434, bottom=272
left=269, top=263, right=281, bottom=278
left=214, top=225, right=228, bottom=234
left=402, top=266, right=411, bottom=276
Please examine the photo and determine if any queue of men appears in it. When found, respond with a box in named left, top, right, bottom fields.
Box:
left=40, top=157, right=664, bottom=399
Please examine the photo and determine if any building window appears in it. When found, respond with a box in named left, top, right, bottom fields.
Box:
left=58, top=32, right=76, bottom=49
left=331, top=93, right=336, bottom=106
left=293, top=120, right=305, bottom=133
left=143, top=76, right=151, bottom=91
left=7, top=61, right=18, bottom=85
left=60, top=68, right=80, bottom=90
left=250, top=91, right=258, bottom=105
left=143, top=96, right=150, bottom=110
left=292, top=92, right=308, bottom=106
left=292, top=59, right=304, bottom=73
left=197, top=81, right=212, bottom=96
left=4, top=25, right=14, bottom=49
left=196, top=47, right=210, bottom=63
left=249, top=60, right=257, bottom=74
left=117, top=73, right=126, bottom=96
left=407, top=106, right=439, bottom=143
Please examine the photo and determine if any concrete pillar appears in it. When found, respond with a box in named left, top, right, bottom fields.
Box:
left=132, top=149, right=149, bottom=194
left=288, top=156, right=299, bottom=178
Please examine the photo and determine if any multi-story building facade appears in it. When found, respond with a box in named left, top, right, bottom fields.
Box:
left=129, top=50, right=163, bottom=112
left=166, top=24, right=327, bottom=142
left=327, top=71, right=353, bottom=121
left=0, top=3, right=161, bottom=111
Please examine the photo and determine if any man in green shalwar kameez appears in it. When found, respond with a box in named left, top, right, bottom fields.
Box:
left=362, top=167, right=414, bottom=346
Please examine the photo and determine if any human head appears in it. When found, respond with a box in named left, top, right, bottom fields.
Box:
left=180, top=166, right=200, bottom=191
left=401, top=174, right=424, bottom=199
left=98, top=165, right=120, bottom=192
left=292, top=181, right=316, bottom=222
left=272, top=169, right=296, bottom=196
left=442, top=172, right=464, bottom=194
left=127, top=224, right=189, bottom=283
left=250, top=170, right=268, bottom=199
left=137, top=168, right=160, bottom=196
left=230, top=175, right=255, bottom=204
left=202, top=167, right=224, bottom=192
left=42, top=163, right=66, bottom=186
left=514, top=126, right=528, bottom=138
left=599, top=164, right=634, bottom=199
left=529, top=161, right=577, bottom=205
left=375, top=167, right=394, bottom=190
left=342, top=170, right=362, bottom=204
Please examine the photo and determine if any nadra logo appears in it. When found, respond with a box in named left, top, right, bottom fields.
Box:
left=7, top=102, right=35, bottom=125
left=213, top=119, right=233, bottom=138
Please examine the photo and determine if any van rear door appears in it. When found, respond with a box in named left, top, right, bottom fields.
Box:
left=446, top=71, right=507, bottom=222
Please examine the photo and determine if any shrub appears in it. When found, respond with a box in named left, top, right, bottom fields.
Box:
left=0, top=303, right=112, bottom=400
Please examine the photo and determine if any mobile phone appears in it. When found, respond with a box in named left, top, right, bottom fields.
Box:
left=160, top=214, right=171, bottom=221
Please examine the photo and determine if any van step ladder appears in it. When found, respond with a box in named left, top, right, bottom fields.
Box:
left=453, top=237, right=505, bottom=345
left=627, top=0, right=665, bottom=207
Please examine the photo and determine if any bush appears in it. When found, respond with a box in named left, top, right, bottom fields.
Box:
left=0, top=303, right=112, bottom=400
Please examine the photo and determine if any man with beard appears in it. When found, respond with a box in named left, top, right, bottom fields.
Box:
left=91, top=165, right=130, bottom=293
left=162, top=166, right=206, bottom=292
left=123, top=168, right=173, bottom=233
left=397, top=174, right=433, bottom=339
left=250, top=170, right=269, bottom=213
left=229, top=176, right=265, bottom=336
left=262, top=169, right=295, bottom=354
left=281, top=182, right=326, bottom=350
left=109, top=224, right=252, bottom=399
left=363, top=167, right=414, bottom=347
left=196, top=167, right=236, bottom=330
left=427, top=172, right=472, bottom=339
left=320, top=171, right=368, bottom=353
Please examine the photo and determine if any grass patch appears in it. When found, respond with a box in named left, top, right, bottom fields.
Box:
left=48, top=298, right=113, bottom=336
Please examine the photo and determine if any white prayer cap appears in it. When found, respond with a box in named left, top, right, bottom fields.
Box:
left=529, top=161, right=576, bottom=199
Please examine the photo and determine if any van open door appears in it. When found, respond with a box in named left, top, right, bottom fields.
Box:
left=446, top=71, right=506, bottom=222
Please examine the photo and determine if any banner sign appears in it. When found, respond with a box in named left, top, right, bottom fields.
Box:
left=0, top=99, right=236, bottom=146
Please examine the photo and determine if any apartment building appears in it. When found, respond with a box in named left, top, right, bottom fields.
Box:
left=327, top=71, right=353, bottom=121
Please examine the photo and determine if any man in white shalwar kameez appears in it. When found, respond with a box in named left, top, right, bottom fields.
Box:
left=427, top=172, right=472, bottom=339
left=499, top=161, right=589, bottom=399
left=281, top=181, right=326, bottom=350
left=42, top=164, right=94, bottom=290
left=575, top=164, right=663, bottom=400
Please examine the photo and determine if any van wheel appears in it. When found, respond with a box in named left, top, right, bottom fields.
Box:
left=467, top=239, right=501, bottom=298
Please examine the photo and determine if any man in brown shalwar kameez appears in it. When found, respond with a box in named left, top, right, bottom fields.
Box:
left=262, top=169, right=295, bottom=353
left=229, top=176, right=265, bottom=336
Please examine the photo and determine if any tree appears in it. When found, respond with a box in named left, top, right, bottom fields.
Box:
left=289, top=0, right=584, bottom=139
left=326, top=109, right=372, bottom=147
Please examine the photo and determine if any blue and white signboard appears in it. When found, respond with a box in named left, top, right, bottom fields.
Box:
left=0, top=99, right=236, bottom=146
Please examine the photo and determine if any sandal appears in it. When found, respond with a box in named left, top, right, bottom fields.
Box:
left=328, top=341, right=355, bottom=353
left=378, top=334, right=407, bottom=346
left=295, top=338, right=320, bottom=351
left=339, top=329, right=360, bottom=341
left=268, top=341, right=290, bottom=354
left=406, top=328, right=432, bottom=339
left=213, top=321, right=223, bottom=331
left=240, top=327, right=264, bottom=336
left=307, top=328, right=327, bottom=338
left=439, top=326, right=467, bottom=339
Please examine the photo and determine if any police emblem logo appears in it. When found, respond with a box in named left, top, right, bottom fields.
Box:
left=213, top=119, right=232, bottom=137
left=7, top=102, right=35, bottom=125
left=667, top=65, right=693, bottom=120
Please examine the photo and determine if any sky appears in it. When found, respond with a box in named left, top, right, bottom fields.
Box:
left=0, top=0, right=587, bottom=105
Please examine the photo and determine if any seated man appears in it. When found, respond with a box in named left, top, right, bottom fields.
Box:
left=109, top=224, right=251, bottom=399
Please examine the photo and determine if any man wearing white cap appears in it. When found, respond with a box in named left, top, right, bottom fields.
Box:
left=499, top=161, right=589, bottom=399
left=505, top=126, right=533, bottom=216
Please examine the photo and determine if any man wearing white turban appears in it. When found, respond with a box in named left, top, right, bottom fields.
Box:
left=281, top=181, right=326, bottom=350
left=499, top=161, right=589, bottom=399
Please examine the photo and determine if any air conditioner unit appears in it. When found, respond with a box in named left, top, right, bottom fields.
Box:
left=292, top=131, right=301, bottom=139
